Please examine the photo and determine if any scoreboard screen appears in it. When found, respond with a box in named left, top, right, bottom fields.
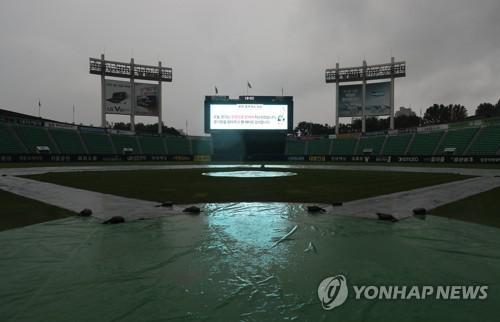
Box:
left=205, top=96, right=293, bottom=132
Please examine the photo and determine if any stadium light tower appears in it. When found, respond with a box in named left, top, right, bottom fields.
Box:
left=89, top=54, right=172, bottom=134
left=326, top=57, right=406, bottom=134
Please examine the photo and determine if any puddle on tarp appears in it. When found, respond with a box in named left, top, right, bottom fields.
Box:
left=202, top=170, right=297, bottom=178
left=1, top=202, right=500, bottom=322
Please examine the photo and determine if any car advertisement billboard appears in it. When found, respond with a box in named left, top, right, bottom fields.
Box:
left=104, top=80, right=159, bottom=116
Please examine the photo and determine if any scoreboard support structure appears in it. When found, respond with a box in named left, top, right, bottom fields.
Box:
left=326, top=57, right=406, bottom=134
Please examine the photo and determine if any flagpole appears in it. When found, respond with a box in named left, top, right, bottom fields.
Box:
left=72, top=105, right=75, bottom=124
left=38, top=99, right=41, bottom=118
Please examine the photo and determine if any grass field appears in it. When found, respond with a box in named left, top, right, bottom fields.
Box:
left=431, top=186, right=500, bottom=228
left=24, top=168, right=467, bottom=203
left=0, top=189, right=75, bottom=231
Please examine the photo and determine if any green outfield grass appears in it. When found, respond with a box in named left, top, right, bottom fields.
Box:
left=24, top=168, right=467, bottom=204
left=0, top=189, right=75, bottom=231
left=431, top=186, right=500, bottom=228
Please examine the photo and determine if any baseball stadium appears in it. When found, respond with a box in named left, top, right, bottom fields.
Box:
left=2, top=1, right=500, bottom=322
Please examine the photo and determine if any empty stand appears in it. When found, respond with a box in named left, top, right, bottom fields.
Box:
left=306, top=139, right=331, bottom=155
left=0, top=123, right=26, bottom=154
left=165, top=136, right=191, bottom=155
left=14, top=125, right=58, bottom=153
left=49, top=128, right=86, bottom=154
left=469, top=125, right=500, bottom=155
left=331, top=138, right=357, bottom=155
left=355, top=136, right=385, bottom=155
left=191, top=138, right=212, bottom=155
left=286, top=139, right=306, bottom=155
left=407, top=131, right=444, bottom=155
left=138, top=135, right=166, bottom=154
left=382, top=134, right=412, bottom=155
left=110, top=134, right=140, bottom=154
left=436, top=128, right=478, bottom=155
left=80, top=132, right=114, bottom=154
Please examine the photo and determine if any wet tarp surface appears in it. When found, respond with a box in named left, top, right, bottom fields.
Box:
left=1, top=203, right=499, bottom=321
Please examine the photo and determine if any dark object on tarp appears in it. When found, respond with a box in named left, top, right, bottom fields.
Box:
left=413, top=208, right=427, bottom=215
left=156, top=201, right=173, bottom=207
left=1, top=174, right=6, bottom=177
left=332, top=202, right=343, bottom=207
left=102, top=216, right=125, bottom=224
left=79, top=208, right=92, bottom=217
left=376, top=212, right=398, bottom=222
left=307, top=205, right=326, bottom=213
left=183, top=206, right=201, bottom=214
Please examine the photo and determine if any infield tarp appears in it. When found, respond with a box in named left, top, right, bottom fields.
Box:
left=1, top=203, right=499, bottom=321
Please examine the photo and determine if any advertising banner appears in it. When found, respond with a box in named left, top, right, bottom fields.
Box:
left=365, top=82, right=390, bottom=116
left=104, top=80, right=159, bottom=116
left=339, top=84, right=362, bottom=117
left=339, top=82, right=391, bottom=117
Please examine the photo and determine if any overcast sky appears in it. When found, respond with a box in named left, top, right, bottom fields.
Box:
left=0, top=0, right=499, bottom=135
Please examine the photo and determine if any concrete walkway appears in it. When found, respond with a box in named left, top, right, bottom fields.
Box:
left=2, top=164, right=500, bottom=220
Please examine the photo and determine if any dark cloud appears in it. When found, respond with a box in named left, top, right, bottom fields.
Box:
left=0, top=0, right=499, bottom=134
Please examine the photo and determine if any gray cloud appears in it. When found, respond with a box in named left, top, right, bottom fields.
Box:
left=0, top=0, right=499, bottom=135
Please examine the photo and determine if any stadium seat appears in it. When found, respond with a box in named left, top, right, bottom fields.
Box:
left=80, top=132, right=114, bottom=154
left=331, top=138, right=358, bottom=155
left=165, top=136, right=191, bottom=155
left=286, top=139, right=306, bottom=155
left=14, top=124, right=58, bottom=153
left=407, top=131, right=444, bottom=155
left=191, top=138, right=212, bottom=155
left=382, top=134, right=412, bottom=155
left=355, top=136, right=385, bottom=155
left=306, top=139, right=331, bottom=155
left=436, top=128, right=478, bottom=155
left=138, top=135, right=166, bottom=154
left=0, top=123, right=26, bottom=154
left=110, top=134, right=140, bottom=154
left=469, top=125, right=500, bottom=155
left=49, top=128, right=86, bottom=154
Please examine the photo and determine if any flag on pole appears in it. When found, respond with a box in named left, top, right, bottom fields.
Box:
left=247, top=81, right=252, bottom=89
left=215, top=86, right=218, bottom=95
left=38, top=100, right=41, bottom=108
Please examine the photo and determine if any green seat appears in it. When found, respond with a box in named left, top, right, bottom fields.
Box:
left=191, top=138, right=212, bottom=155
left=286, top=139, right=306, bottom=155
left=355, top=136, right=385, bottom=155
left=382, top=134, right=412, bottom=155
left=307, top=139, right=331, bottom=155
left=165, top=137, right=191, bottom=155
left=49, top=128, right=85, bottom=154
left=469, top=126, right=500, bottom=155
left=331, top=138, right=357, bottom=155
left=437, top=128, right=478, bottom=155
left=0, top=123, right=26, bottom=154
left=408, top=131, right=444, bottom=155
left=138, top=135, right=166, bottom=154
left=81, top=132, right=114, bottom=154
left=14, top=125, right=57, bottom=153
left=110, top=134, right=139, bottom=154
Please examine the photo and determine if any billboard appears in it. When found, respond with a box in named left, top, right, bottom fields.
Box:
left=365, top=82, right=390, bottom=116
left=338, top=82, right=391, bottom=117
left=104, top=80, right=159, bottom=116
left=339, top=84, right=362, bottom=117
left=210, top=104, right=288, bottom=130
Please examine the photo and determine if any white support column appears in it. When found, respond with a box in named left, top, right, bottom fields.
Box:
left=100, top=54, right=106, bottom=128
left=130, top=58, right=135, bottom=132
left=335, top=62, right=340, bottom=135
left=362, top=60, right=367, bottom=134
left=158, top=61, right=163, bottom=135
left=390, top=56, right=395, bottom=130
